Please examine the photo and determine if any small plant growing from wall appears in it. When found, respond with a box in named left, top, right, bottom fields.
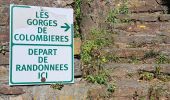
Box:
left=148, top=84, right=169, bottom=100
left=0, top=45, right=6, bottom=55
left=143, top=50, right=160, bottom=59
left=74, top=0, right=82, bottom=38
left=154, top=65, right=161, bottom=78
left=156, top=54, right=170, bottom=64
left=81, top=29, right=114, bottom=75
left=139, top=64, right=170, bottom=82
left=107, top=0, right=130, bottom=24
left=50, top=83, right=64, bottom=90
left=86, top=71, right=109, bottom=85
left=139, top=71, right=154, bottom=81
left=128, top=56, right=140, bottom=64
left=81, top=29, right=116, bottom=93
left=107, top=83, right=116, bottom=93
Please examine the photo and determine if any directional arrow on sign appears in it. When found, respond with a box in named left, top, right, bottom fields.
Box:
left=61, top=23, right=70, bottom=32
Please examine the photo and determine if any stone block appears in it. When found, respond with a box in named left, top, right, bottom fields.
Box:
left=0, top=53, right=9, bottom=65
left=74, top=38, right=81, bottom=55
left=131, top=14, right=158, bottom=22
left=113, top=79, right=149, bottom=97
left=114, top=36, right=163, bottom=44
left=0, top=85, right=25, bottom=95
left=102, top=48, right=148, bottom=57
left=0, top=13, right=8, bottom=26
left=9, top=96, right=23, bottom=100
left=0, top=33, right=9, bottom=42
left=129, top=0, right=164, bottom=13
left=0, top=66, right=8, bottom=76
left=74, top=58, right=82, bottom=77
left=159, top=14, right=170, bottom=21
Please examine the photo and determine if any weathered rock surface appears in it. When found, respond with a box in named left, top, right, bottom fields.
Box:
left=128, top=0, right=165, bottom=13
left=0, top=80, right=105, bottom=100
left=102, top=48, right=148, bottom=58
left=105, top=63, right=170, bottom=75
left=0, top=85, right=25, bottom=95
left=74, top=58, right=82, bottom=77
left=0, top=53, right=9, bottom=65
left=0, top=0, right=170, bottom=99
left=113, top=79, right=149, bottom=97
left=159, top=14, right=170, bottom=21
left=74, top=38, right=81, bottom=55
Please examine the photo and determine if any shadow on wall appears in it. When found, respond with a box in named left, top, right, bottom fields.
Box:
left=156, top=0, right=170, bottom=13
left=161, top=0, right=170, bottom=13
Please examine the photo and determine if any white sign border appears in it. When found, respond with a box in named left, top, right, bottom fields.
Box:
left=9, top=4, right=74, bottom=85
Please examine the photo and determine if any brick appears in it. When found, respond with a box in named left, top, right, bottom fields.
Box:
left=113, top=79, right=149, bottom=97
left=0, top=65, right=8, bottom=84
left=131, top=14, right=158, bottom=22
left=51, top=0, right=74, bottom=7
left=116, top=14, right=159, bottom=22
left=0, top=85, right=25, bottom=95
left=0, top=33, right=9, bottom=42
left=159, top=14, right=170, bottom=21
left=123, top=22, right=170, bottom=34
left=130, top=6, right=163, bottom=13
left=0, top=26, right=6, bottom=34
left=121, top=31, right=170, bottom=37
left=0, top=66, right=8, bottom=76
left=116, top=23, right=161, bottom=34
left=0, top=53, right=9, bottom=65
left=9, top=96, right=23, bottom=100
left=74, top=58, right=82, bottom=77
left=159, top=23, right=170, bottom=31
left=114, top=36, right=163, bottom=44
left=114, top=43, right=170, bottom=53
left=87, top=86, right=106, bottom=99
left=0, top=26, right=9, bottom=43
left=116, top=14, right=130, bottom=20
left=106, top=63, right=170, bottom=75
left=74, top=38, right=81, bottom=55
left=102, top=48, right=148, bottom=57
left=158, top=44, right=170, bottom=51
left=0, top=13, right=8, bottom=26
left=129, top=0, right=164, bottom=13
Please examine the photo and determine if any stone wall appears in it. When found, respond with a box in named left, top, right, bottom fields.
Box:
left=0, top=0, right=83, bottom=100
left=80, top=0, right=170, bottom=99
left=1, top=0, right=170, bottom=100
left=80, top=0, right=169, bottom=39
